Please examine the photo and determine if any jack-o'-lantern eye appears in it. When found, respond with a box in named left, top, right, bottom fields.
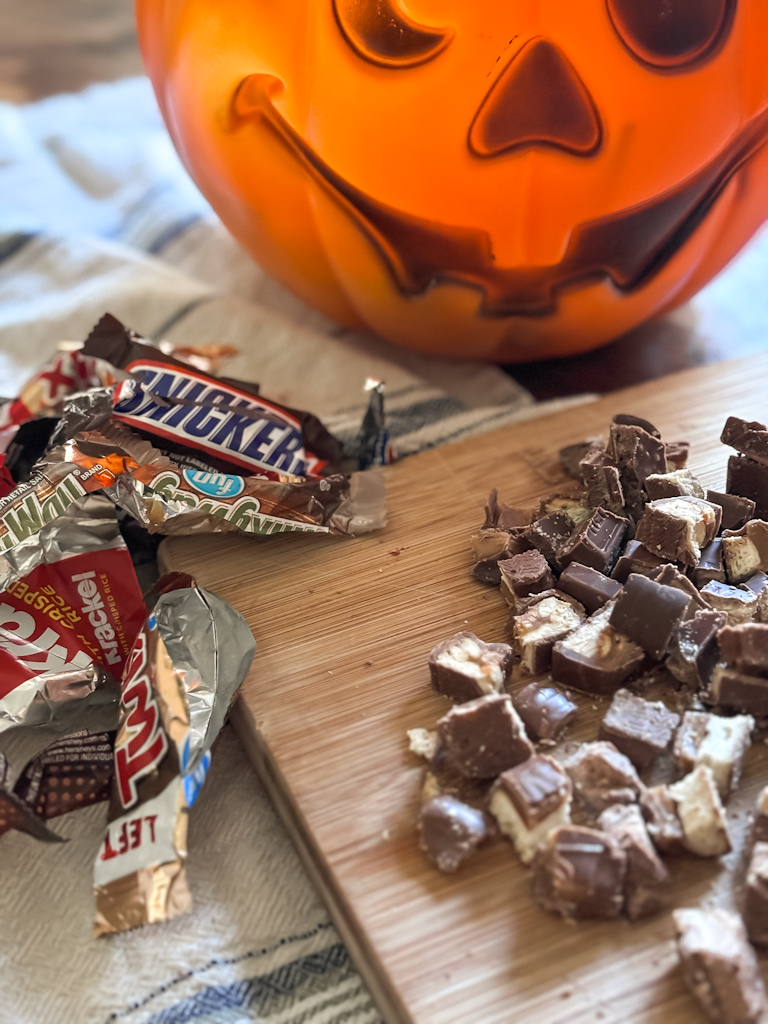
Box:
left=607, top=0, right=735, bottom=69
left=332, top=0, right=453, bottom=69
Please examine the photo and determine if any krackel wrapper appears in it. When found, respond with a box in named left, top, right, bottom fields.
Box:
left=0, top=495, right=145, bottom=734
left=81, top=313, right=344, bottom=479
left=94, top=580, right=255, bottom=935
left=0, top=388, right=386, bottom=549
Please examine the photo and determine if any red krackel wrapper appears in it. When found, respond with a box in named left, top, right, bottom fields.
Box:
left=93, top=577, right=256, bottom=935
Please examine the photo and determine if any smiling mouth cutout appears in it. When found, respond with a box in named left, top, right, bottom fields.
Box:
left=232, top=73, right=768, bottom=318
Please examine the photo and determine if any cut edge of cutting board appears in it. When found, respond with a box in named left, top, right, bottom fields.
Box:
left=229, top=696, right=411, bottom=1024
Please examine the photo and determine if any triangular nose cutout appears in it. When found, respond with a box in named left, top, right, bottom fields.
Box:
left=469, top=38, right=603, bottom=158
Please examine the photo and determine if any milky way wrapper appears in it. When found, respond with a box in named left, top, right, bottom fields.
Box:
left=94, top=581, right=256, bottom=935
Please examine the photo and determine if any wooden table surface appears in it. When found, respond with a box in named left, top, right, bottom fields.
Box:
left=3, top=0, right=768, bottom=401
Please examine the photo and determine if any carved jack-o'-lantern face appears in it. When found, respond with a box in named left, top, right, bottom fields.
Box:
left=137, top=1, right=768, bottom=361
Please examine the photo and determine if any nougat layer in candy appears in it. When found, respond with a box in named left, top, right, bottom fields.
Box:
left=512, top=595, right=584, bottom=674
left=673, top=710, right=754, bottom=798
left=666, top=766, right=731, bottom=857
left=722, top=519, right=768, bottom=584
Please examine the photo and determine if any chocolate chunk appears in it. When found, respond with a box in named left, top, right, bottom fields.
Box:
left=666, top=766, right=731, bottom=857
left=707, top=490, right=756, bottom=532
left=648, top=563, right=710, bottom=619
left=743, top=843, right=768, bottom=947
left=551, top=605, right=645, bottom=695
left=436, top=693, right=533, bottom=779
left=673, top=711, right=754, bottom=798
left=428, top=632, right=514, bottom=702
left=611, top=539, right=677, bottom=583
left=609, top=573, right=690, bottom=660
left=640, top=785, right=687, bottom=855
left=645, top=469, right=705, bottom=500
left=665, top=440, right=690, bottom=471
left=511, top=595, right=585, bottom=674
left=579, top=448, right=625, bottom=517
left=560, top=507, right=630, bottom=575
left=612, top=413, right=661, bottom=439
left=742, top=570, right=768, bottom=596
left=524, top=510, right=575, bottom=569
left=674, top=908, right=765, bottom=1024
left=498, top=550, right=556, bottom=610
left=599, top=688, right=680, bottom=769
left=635, top=496, right=721, bottom=566
left=608, top=419, right=667, bottom=521
left=472, top=557, right=505, bottom=585
left=557, top=562, right=622, bottom=613
left=722, top=519, right=768, bottom=584
left=531, top=825, right=626, bottom=920
left=564, top=740, right=645, bottom=812
left=701, top=580, right=758, bottom=625
left=513, top=682, right=578, bottom=742
left=710, top=665, right=768, bottom=718
left=490, top=755, right=572, bottom=864
left=598, top=803, right=669, bottom=920
left=726, top=455, right=768, bottom=521
left=559, top=439, right=602, bottom=480
left=691, top=539, right=727, bottom=589
left=667, top=609, right=726, bottom=688
left=417, top=796, right=488, bottom=872
left=719, top=624, right=768, bottom=676
left=721, top=416, right=768, bottom=467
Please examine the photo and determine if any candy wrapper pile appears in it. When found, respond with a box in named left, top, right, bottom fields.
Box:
left=0, top=314, right=387, bottom=934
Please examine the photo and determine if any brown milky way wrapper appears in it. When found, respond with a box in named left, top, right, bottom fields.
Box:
left=94, top=580, right=255, bottom=935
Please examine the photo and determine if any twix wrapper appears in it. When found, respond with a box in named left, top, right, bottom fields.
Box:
left=94, top=576, right=255, bottom=935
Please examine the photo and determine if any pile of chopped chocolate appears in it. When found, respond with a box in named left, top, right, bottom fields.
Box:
left=410, top=412, right=768, bottom=1024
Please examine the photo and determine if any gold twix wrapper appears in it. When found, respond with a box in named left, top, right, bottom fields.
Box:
left=94, top=579, right=255, bottom=935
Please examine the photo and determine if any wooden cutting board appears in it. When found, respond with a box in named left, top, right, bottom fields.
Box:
left=160, top=355, right=768, bottom=1024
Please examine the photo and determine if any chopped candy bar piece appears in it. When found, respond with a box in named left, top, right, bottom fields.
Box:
left=742, top=571, right=768, bottom=596
left=707, top=490, right=756, bottom=533
left=721, top=416, right=768, bottom=467
left=551, top=605, right=645, bottom=695
left=718, top=623, right=768, bottom=676
left=418, top=796, right=487, bottom=872
left=609, top=573, right=690, bottom=660
left=665, top=440, right=690, bottom=471
left=710, top=664, right=768, bottom=717
left=611, top=539, right=677, bottom=584
left=531, top=825, right=626, bottom=920
left=512, top=595, right=585, bottom=674
left=599, top=689, right=680, bottom=769
left=436, top=693, right=533, bottom=779
left=666, top=766, right=731, bottom=856
left=667, top=610, right=726, bottom=688
left=490, top=755, right=572, bottom=864
left=743, top=843, right=768, bottom=947
left=524, top=511, right=575, bottom=569
left=753, top=786, right=768, bottom=845
left=722, top=520, right=768, bottom=584
left=645, top=469, right=705, bottom=500
left=513, top=682, right=578, bottom=742
left=579, top=448, right=625, bottom=517
left=428, top=632, right=514, bottom=703
left=564, top=741, right=645, bottom=812
left=560, top=507, right=629, bottom=575
left=701, top=581, right=758, bottom=626
left=635, top=496, right=721, bottom=566
left=557, top=562, right=622, bottom=614
left=598, top=803, right=669, bottom=920
left=674, top=907, right=765, bottom=1024
left=673, top=710, right=753, bottom=798
left=498, top=550, right=556, bottom=611
left=726, top=455, right=768, bottom=521
left=641, top=785, right=687, bottom=855
left=538, top=486, right=592, bottom=526
left=692, top=539, right=727, bottom=589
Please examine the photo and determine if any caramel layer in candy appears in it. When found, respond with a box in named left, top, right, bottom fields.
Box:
left=667, top=609, right=726, bottom=688
left=674, top=908, right=765, bottom=1024
left=436, top=693, right=533, bottom=779
left=557, top=561, right=622, bottom=614
left=727, top=455, right=768, bottom=521
left=511, top=595, right=585, bottom=674
left=551, top=606, right=645, bottom=696
left=701, top=580, right=758, bottom=626
left=710, top=664, right=768, bottom=717
left=707, top=490, right=756, bottom=533
left=635, top=496, right=721, bottom=567
left=722, top=519, right=768, bottom=584
left=610, top=539, right=676, bottom=584
left=531, top=825, right=626, bottom=920
left=645, top=469, right=705, bottom=500
left=565, top=740, right=645, bottom=812
left=599, top=689, right=680, bottom=769
left=721, top=416, right=768, bottom=467
left=428, top=632, right=513, bottom=703
left=579, top=448, right=625, bottom=517
left=743, top=843, right=768, bottom=947
left=498, top=550, right=555, bottom=610
left=513, top=682, right=578, bottom=741
left=490, top=755, right=572, bottom=864
left=609, top=573, right=690, bottom=660
left=418, top=795, right=487, bottom=872
left=673, top=710, right=753, bottom=798
left=692, top=539, right=727, bottom=589
left=666, top=766, right=731, bottom=856
left=598, top=803, right=668, bottom=921
left=560, top=507, right=629, bottom=575
left=719, top=623, right=768, bottom=676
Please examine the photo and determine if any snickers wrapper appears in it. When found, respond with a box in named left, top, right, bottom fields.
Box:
left=94, top=582, right=255, bottom=935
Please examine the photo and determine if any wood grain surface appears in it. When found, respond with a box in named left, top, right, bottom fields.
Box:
left=160, top=356, right=768, bottom=1024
